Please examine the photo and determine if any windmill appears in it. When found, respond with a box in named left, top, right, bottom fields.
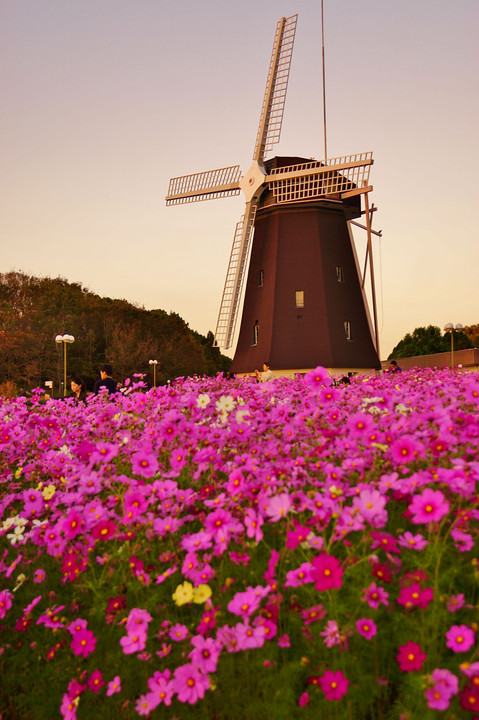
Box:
left=166, top=14, right=382, bottom=376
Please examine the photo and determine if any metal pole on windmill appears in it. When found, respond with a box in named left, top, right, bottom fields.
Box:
left=321, top=0, right=328, bottom=161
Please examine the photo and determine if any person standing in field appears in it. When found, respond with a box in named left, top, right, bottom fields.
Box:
left=93, top=364, right=118, bottom=395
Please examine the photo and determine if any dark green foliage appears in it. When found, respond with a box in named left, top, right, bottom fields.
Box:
left=388, top=325, right=473, bottom=360
left=0, top=271, right=231, bottom=390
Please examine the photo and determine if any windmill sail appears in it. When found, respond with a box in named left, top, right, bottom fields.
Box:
left=214, top=203, right=257, bottom=349
left=165, top=165, right=242, bottom=205
left=254, top=14, right=297, bottom=163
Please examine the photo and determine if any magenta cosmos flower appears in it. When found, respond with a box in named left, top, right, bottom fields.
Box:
left=396, top=641, right=427, bottom=671
left=356, top=618, right=377, bottom=640
left=445, top=624, right=475, bottom=653
left=70, top=628, right=97, bottom=658
left=0, top=590, right=13, bottom=619
left=311, top=553, right=343, bottom=591
left=131, top=450, right=159, bottom=478
left=172, top=663, right=210, bottom=704
left=318, top=670, right=349, bottom=700
left=408, top=488, right=449, bottom=524
left=304, top=365, right=332, bottom=388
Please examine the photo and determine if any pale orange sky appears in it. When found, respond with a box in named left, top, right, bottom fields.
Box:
left=2, top=0, right=478, bottom=360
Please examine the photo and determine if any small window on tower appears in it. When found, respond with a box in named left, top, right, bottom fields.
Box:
left=295, top=291, right=304, bottom=308
left=258, top=270, right=264, bottom=287
left=252, top=321, right=259, bottom=346
left=344, top=321, right=352, bottom=341
left=336, top=266, right=344, bottom=282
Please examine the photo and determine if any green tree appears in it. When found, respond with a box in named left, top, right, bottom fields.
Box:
left=463, top=323, right=479, bottom=348
left=388, top=325, right=473, bottom=360
left=0, top=271, right=231, bottom=392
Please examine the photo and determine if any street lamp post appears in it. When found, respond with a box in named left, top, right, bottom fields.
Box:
left=55, top=334, right=75, bottom=397
left=443, top=323, right=463, bottom=369
left=149, top=359, right=158, bottom=387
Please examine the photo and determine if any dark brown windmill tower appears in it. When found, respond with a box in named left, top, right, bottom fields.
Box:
left=166, top=14, right=382, bottom=376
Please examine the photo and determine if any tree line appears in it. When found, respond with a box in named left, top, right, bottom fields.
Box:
left=388, top=324, right=477, bottom=360
left=0, top=272, right=231, bottom=395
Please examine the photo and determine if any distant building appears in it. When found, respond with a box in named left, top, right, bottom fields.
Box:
left=383, top=348, right=479, bottom=372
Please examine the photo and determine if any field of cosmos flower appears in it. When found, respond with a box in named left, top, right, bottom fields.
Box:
left=0, top=367, right=478, bottom=720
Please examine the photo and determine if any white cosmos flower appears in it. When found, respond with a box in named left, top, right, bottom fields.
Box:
left=197, top=393, right=211, bottom=409
left=235, top=408, right=251, bottom=424
left=216, top=395, right=236, bottom=413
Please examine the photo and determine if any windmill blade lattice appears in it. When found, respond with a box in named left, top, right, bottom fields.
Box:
left=166, top=165, right=242, bottom=205
left=253, top=14, right=298, bottom=163
left=267, top=153, right=373, bottom=203
left=214, top=203, right=257, bottom=349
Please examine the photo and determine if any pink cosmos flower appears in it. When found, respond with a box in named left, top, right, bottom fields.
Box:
left=459, top=684, right=479, bottom=712
left=451, top=528, right=474, bottom=551
left=227, top=588, right=262, bottom=618
left=285, top=562, right=314, bottom=588
left=125, top=607, right=152, bottom=635
left=264, top=548, right=280, bottom=584
left=298, top=690, right=310, bottom=706
left=285, top=523, right=311, bottom=549
left=87, top=670, right=104, bottom=694
left=189, top=635, right=220, bottom=674
left=123, top=489, right=149, bottom=523
left=445, top=624, right=475, bottom=653
left=0, top=589, right=13, bottom=619
left=396, top=641, right=427, bottom=671
left=67, top=618, right=88, bottom=635
left=136, top=693, right=157, bottom=716
left=408, top=488, right=449, bottom=524
left=277, top=634, right=291, bottom=648
left=169, top=623, right=189, bottom=642
left=447, top=593, right=465, bottom=612
left=430, top=668, right=459, bottom=696
left=346, top=412, right=375, bottom=439
left=204, top=508, right=234, bottom=544
left=353, top=488, right=387, bottom=525
left=425, top=683, right=452, bottom=711
left=265, top=493, right=292, bottom=522
left=91, top=441, right=119, bottom=464
left=60, top=693, right=78, bottom=720
left=120, top=631, right=147, bottom=654
left=33, top=568, right=46, bottom=583
left=398, top=531, right=428, bottom=550
left=107, top=676, right=121, bottom=696
left=397, top=582, right=434, bottom=610
left=361, top=582, right=389, bottom=609
left=235, top=621, right=266, bottom=650
left=147, top=669, right=173, bottom=706
left=70, top=628, right=97, bottom=658
left=320, top=619, right=342, bottom=648
left=172, top=663, right=210, bottom=704
left=131, top=450, right=159, bottom=478
left=459, top=661, right=479, bottom=678
left=370, top=531, right=400, bottom=553
left=390, top=435, right=418, bottom=464
left=301, top=604, right=326, bottom=625
left=318, top=670, right=349, bottom=701
left=91, top=520, right=117, bottom=541
left=61, top=510, right=83, bottom=540
left=356, top=618, right=377, bottom=640
left=304, top=365, right=332, bottom=389
left=311, top=553, right=343, bottom=591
